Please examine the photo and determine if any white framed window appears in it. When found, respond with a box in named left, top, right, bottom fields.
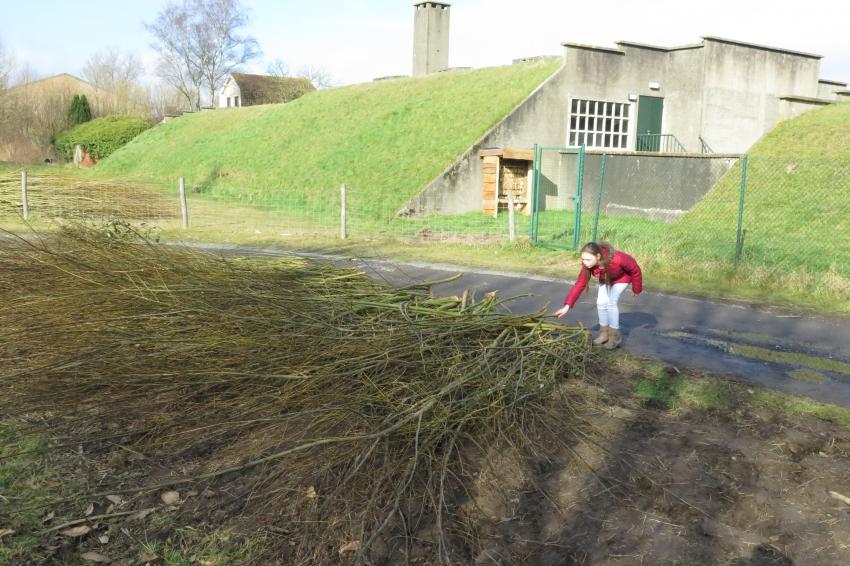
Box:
left=568, top=98, right=631, bottom=149
left=235, top=95, right=240, bottom=107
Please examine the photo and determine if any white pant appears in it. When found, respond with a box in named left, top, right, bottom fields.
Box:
left=597, top=283, right=629, bottom=329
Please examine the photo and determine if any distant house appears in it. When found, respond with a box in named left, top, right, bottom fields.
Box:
left=218, top=73, right=316, bottom=108
left=0, top=73, right=143, bottom=163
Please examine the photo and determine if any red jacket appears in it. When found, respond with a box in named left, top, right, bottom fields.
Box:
left=563, top=248, right=643, bottom=308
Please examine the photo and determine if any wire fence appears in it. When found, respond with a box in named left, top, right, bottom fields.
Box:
left=2, top=154, right=849, bottom=293
left=531, top=147, right=850, bottom=286
left=0, top=170, right=525, bottom=245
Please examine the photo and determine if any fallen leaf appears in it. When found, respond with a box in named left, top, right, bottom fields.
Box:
left=81, top=551, right=111, bottom=562
left=106, top=495, right=124, bottom=505
left=84, top=503, right=95, bottom=516
left=42, top=511, right=55, bottom=524
left=186, top=491, right=198, bottom=498
left=60, top=525, right=92, bottom=537
left=305, top=486, right=317, bottom=499
left=160, top=491, right=180, bottom=505
left=338, top=540, right=361, bottom=555
left=129, top=508, right=154, bottom=521
left=139, top=552, right=160, bottom=562
left=0, top=529, right=15, bottom=538
left=98, top=535, right=110, bottom=544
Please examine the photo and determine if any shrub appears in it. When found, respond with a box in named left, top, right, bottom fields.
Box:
left=67, top=94, right=92, bottom=126
left=55, top=115, right=151, bottom=161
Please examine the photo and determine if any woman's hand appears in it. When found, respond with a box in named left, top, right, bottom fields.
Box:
left=554, top=305, right=570, bottom=318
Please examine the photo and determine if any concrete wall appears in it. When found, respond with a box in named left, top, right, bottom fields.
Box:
left=557, top=153, right=739, bottom=223
left=700, top=38, right=821, bottom=153
left=400, top=61, right=569, bottom=216
left=661, top=47, right=707, bottom=152
left=818, top=80, right=848, bottom=101
left=778, top=98, right=831, bottom=121
left=412, top=2, right=450, bottom=77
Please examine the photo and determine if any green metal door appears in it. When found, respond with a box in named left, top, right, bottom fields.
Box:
left=636, top=95, right=663, bottom=151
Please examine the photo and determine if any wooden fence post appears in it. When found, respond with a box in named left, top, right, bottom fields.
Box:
left=21, top=170, right=29, bottom=220
left=340, top=184, right=347, bottom=240
left=179, top=177, right=189, bottom=229
left=507, top=192, right=516, bottom=242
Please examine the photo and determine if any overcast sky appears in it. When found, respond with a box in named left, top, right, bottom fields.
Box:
left=2, top=0, right=849, bottom=86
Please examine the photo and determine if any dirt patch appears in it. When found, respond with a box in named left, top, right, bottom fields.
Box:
left=5, top=363, right=850, bottom=564
left=412, top=227, right=506, bottom=245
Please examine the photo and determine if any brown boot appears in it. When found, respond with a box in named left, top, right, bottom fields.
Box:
left=593, top=325, right=610, bottom=346
left=604, top=328, right=621, bottom=350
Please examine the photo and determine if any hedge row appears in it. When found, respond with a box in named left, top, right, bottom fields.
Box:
left=55, top=115, right=152, bottom=161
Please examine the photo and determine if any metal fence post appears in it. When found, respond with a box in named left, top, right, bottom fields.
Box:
left=179, top=177, right=189, bottom=229
left=340, top=184, right=347, bottom=240
left=592, top=154, right=607, bottom=242
left=572, top=146, right=586, bottom=250
left=21, top=170, right=29, bottom=220
left=735, top=154, right=749, bottom=264
left=531, top=144, right=539, bottom=243
left=507, top=193, right=516, bottom=242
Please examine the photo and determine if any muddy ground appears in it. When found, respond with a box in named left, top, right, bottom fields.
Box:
left=3, top=358, right=850, bottom=565
left=462, top=366, right=850, bottom=565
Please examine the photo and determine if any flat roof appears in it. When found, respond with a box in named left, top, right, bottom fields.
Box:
left=561, top=42, right=624, bottom=56
left=701, top=36, right=822, bottom=59
left=615, top=40, right=703, bottom=53
left=562, top=36, right=825, bottom=60
left=778, top=95, right=833, bottom=105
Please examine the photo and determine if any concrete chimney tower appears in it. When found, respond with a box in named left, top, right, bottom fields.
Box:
left=412, top=2, right=450, bottom=77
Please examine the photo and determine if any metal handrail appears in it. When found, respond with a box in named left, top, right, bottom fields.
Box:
left=699, top=136, right=714, bottom=153
left=635, top=133, right=687, bottom=153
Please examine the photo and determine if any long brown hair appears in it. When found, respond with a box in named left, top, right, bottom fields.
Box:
left=580, top=241, right=615, bottom=289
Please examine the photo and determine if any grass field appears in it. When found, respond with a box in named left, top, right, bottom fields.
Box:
left=93, top=60, right=560, bottom=212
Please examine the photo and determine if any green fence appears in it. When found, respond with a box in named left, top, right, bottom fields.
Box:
left=530, top=147, right=850, bottom=285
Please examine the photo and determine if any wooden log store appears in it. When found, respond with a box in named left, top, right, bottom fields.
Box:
left=479, top=148, right=534, bottom=217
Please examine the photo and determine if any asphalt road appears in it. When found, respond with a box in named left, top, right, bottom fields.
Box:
left=194, top=243, right=850, bottom=407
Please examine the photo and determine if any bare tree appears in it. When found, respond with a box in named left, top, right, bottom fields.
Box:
left=266, top=58, right=290, bottom=77
left=145, top=0, right=260, bottom=110
left=82, top=47, right=144, bottom=90
left=81, top=47, right=150, bottom=115
left=0, top=38, right=14, bottom=90
left=297, top=64, right=336, bottom=90
left=143, top=80, right=188, bottom=120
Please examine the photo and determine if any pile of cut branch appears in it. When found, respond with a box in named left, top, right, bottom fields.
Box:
left=0, top=224, right=590, bottom=563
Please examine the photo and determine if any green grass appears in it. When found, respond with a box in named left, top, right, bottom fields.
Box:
left=0, top=424, right=56, bottom=562
left=0, top=420, right=269, bottom=564
left=95, top=61, right=561, bottom=212
left=629, top=361, right=850, bottom=431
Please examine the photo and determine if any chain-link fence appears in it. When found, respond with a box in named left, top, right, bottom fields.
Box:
left=530, top=147, right=850, bottom=288
left=3, top=154, right=849, bottom=293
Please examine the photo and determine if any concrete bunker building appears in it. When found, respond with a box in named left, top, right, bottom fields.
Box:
left=403, top=5, right=848, bottom=217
